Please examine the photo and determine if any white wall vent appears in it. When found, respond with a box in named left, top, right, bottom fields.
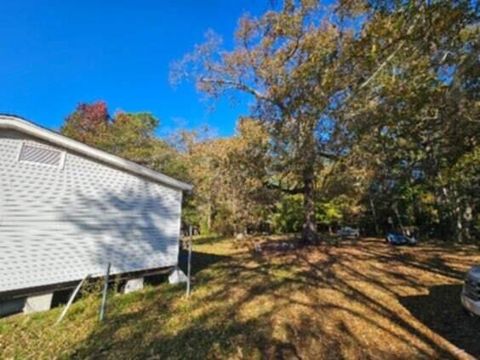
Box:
left=18, top=142, right=65, bottom=167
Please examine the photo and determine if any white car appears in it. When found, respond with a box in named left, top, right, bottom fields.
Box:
left=461, top=266, right=480, bottom=316
left=337, top=227, right=360, bottom=238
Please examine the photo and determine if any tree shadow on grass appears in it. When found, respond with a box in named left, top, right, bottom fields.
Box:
left=67, top=238, right=480, bottom=359
left=400, top=284, right=480, bottom=357
left=68, top=251, right=232, bottom=359
left=68, top=245, right=361, bottom=359
left=357, top=238, right=473, bottom=280
left=178, top=249, right=228, bottom=276
left=143, top=249, right=229, bottom=286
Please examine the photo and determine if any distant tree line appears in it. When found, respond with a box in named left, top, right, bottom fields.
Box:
left=62, top=0, right=480, bottom=243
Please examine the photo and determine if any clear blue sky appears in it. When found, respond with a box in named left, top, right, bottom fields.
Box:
left=0, top=1, right=270, bottom=137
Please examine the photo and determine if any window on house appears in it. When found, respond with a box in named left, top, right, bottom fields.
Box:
left=18, top=142, right=65, bottom=167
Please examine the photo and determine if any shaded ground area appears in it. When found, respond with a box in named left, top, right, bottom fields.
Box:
left=400, top=284, right=480, bottom=357
left=0, top=236, right=479, bottom=359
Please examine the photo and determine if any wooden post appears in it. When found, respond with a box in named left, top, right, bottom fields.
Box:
left=186, top=225, right=193, bottom=298
left=99, top=263, right=111, bottom=322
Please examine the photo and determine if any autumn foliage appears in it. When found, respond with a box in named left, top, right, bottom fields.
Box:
left=61, top=1, right=480, bottom=243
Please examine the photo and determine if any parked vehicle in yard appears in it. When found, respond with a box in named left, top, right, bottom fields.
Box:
left=461, top=266, right=480, bottom=316
left=385, top=232, right=417, bottom=246
left=337, top=227, right=360, bottom=238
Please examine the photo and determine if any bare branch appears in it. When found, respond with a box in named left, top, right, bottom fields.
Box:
left=199, top=77, right=268, bottom=100
left=318, top=151, right=338, bottom=160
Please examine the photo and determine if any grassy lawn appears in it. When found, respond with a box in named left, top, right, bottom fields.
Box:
left=1, top=236, right=479, bottom=359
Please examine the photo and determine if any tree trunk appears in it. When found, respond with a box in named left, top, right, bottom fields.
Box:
left=301, top=165, right=317, bottom=245
left=453, top=189, right=464, bottom=242
left=393, top=203, right=405, bottom=235
left=206, top=200, right=212, bottom=233
left=369, top=196, right=380, bottom=236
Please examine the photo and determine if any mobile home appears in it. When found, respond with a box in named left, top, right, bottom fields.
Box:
left=0, top=115, right=191, bottom=314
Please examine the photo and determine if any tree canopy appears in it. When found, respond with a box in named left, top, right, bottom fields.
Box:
left=62, top=0, right=480, bottom=243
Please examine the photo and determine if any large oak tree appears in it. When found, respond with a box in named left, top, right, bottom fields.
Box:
left=172, top=1, right=354, bottom=243
left=172, top=0, right=432, bottom=243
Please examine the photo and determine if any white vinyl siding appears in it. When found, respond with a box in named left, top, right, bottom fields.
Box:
left=0, top=130, right=182, bottom=293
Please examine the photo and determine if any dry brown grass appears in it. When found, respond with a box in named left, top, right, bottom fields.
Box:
left=0, top=236, right=479, bottom=359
